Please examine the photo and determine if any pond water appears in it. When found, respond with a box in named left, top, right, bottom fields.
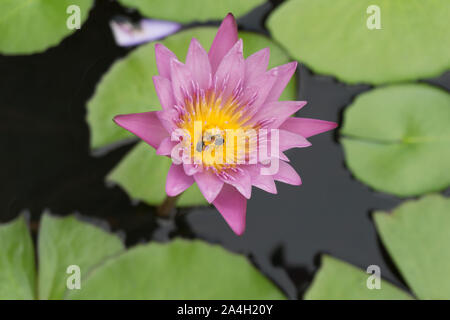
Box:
left=1, top=0, right=449, bottom=299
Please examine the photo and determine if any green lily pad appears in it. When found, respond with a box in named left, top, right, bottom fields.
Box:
left=0, top=216, right=35, bottom=300
left=0, top=0, right=94, bottom=55
left=374, top=194, right=450, bottom=299
left=341, top=84, right=450, bottom=197
left=304, top=255, right=413, bottom=300
left=118, top=0, right=265, bottom=23
left=66, top=239, right=285, bottom=299
left=38, top=213, right=124, bottom=300
left=267, top=0, right=450, bottom=84
left=305, top=194, right=450, bottom=299
left=1, top=214, right=284, bottom=300
left=87, top=27, right=297, bottom=207
left=107, top=142, right=207, bottom=206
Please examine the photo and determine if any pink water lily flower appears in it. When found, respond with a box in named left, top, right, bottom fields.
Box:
left=114, top=14, right=337, bottom=235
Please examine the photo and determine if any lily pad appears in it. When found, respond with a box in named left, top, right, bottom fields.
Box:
left=87, top=27, right=297, bottom=206
left=0, top=214, right=284, bottom=300
left=304, top=255, right=412, bottom=300
left=38, top=213, right=125, bottom=300
left=66, top=239, right=285, bottom=299
left=0, top=0, right=94, bottom=55
left=0, top=216, right=35, bottom=300
left=341, top=84, right=450, bottom=197
left=118, top=0, right=265, bottom=23
left=267, top=0, right=450, bottom=84
left=305, top=194, right=450, bottom=299
left=374, top=194, right=450, bottom=299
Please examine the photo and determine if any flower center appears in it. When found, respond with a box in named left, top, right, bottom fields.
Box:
left=174, top=88, right=257, bottom=172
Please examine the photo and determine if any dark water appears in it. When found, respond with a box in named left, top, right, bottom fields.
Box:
left=1, top=0, right=449, bottom=299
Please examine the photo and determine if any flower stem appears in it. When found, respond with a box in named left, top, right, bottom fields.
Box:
left=156, top=195, right=179, bottom=219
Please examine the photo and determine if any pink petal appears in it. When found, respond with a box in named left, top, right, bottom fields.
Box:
left=244, top=48, right=270, bottom=87
left=241, top=70, right=277, bottom=112
left=214, top=39, right=245, bottom=101
left=279, top=152, right=290, bottom=162
left=220, top=168, right=252, bottom=199
left=153, top=75, right=175, bottom=110
left=114, top=111, right=168, bottom=149
left=253, top=175, right=277, bottom=194
left=213, top=184, right=247, bottom=235
left=183, top=163, right=201, bottom=176
left=166, top=163, right=194, bottom=196
left=257, top=133, right=290, bottom=162
left=208, top=13, right=239, bottom=75
left=251, top=100, right=307, bottom=128
left=247, top=165, right=277, bottom=194
left=156, top=137, right=176, bottom=155
left=266, top=62, right=297, bottom=102
left=273, top=161, right=302, bottom=186
left=194, top=171, right=224, bottom=203
left=170, top=59, right=194, bottom=105
left=279, top=130, right=312, bottom=151
left=280, top=117, right=338, bottom=138
left=186, top=38, right=212, bottom=90
left=155, top=43, right=177, bottom=79
left=156, top=109, right=178, bottom=133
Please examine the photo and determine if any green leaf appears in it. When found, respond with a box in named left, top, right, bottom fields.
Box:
left=87, top=27, right=296, bottom=206
left=306, top=195, right=450, bottom=300
left=66, top=239, right=286, bottom=299
left=0, top=216, right=35, bottom=300
left=0, top=0, right=94, bottom=55
left=304, top=255, right=413, bottom=300
left=341, top=84, right=450, bottom=197
left=117, top=0, right=265, bottom=23
left=374, top=194, right=450, bottom=299
left=267, top=0, right=450, bottom=84
left=38, top=213, right=125, bottom=300
left=107, top=142, right=207, bottom=206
